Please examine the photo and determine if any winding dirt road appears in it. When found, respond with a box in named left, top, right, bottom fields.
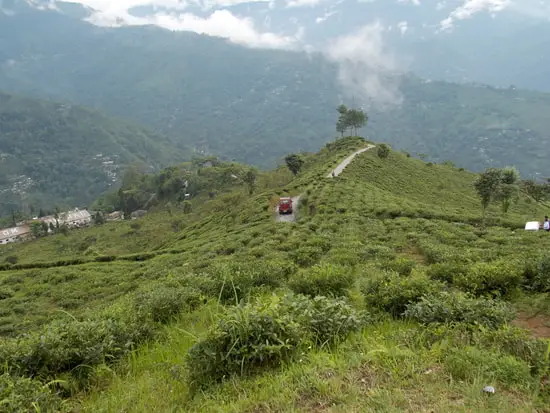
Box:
left=327, top=145, right=374, bottom=178
left=276, top=145, right=374, bottom=223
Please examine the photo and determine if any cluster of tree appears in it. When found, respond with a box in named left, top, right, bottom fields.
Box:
left=284, top=154, right=305, bottom=176
left=336, top=105, right=368, bottom=137
left=521, top=179, right=550, bottom=203
left=474, top=166, right=520, bottom=220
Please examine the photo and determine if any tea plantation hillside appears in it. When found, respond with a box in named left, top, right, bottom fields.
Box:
left=1, top=137, right=549, bottom=412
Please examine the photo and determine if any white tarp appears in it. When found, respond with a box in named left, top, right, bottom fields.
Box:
left=525, top=221, right=540, bottom=231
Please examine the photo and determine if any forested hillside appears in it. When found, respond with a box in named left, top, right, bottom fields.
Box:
left=0, top=91, right=186, bottom=216
left=0, top=137, right=549, bottom=411
left=3, top=8, right=550, bottom=177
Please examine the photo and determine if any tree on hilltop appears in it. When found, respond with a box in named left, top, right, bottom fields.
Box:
left=336, top=105, right=368, bottom=137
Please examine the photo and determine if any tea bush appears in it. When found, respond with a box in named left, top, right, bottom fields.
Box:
left=186, top=293, right=366, bottom=389
left=404, top=291, right=515, bottom=329
left=382, top=257, right=417, bottom=276
left=200, top=260, right=297, bottom=304
left=0, top=303, right=155, bottom=384
left=186, top=297, right=302, bottom=390
left=453, top=260, right=523, bottom=298
left=361, top=270, right=442, bottom=317
left=522, top=256, right=550, bottom=293
left=290, top=245, right=324, bottom=267
left=282, top=294, right=366, bottom=345
left=0, top=373, right=67, bottom=413
left=288, top=263, right=354, bottom=298
left=426, top=262, right=468, bottom=283
left=134, top=285, right=202, bottom=323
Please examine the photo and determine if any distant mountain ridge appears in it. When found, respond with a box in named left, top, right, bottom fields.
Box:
left=0, top=91, right=186, bottom=216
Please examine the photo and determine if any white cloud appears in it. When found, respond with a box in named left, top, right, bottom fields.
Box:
left=439, top=0, right=510, bottom=31
left=325, top=22, right=404, bottom=107
left=63, top=0, right=298, bottom=49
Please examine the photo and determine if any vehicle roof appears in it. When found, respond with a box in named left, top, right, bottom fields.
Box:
left=279, top=197, right=292, bottom=200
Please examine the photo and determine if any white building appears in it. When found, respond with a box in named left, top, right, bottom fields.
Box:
left=39, top=208, right=92, bottom=230
left=0, top=225, right=30, bottom=245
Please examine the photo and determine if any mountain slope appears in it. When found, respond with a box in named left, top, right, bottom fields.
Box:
left=0, top=91, right=186, bottom=216
left=2, top=5, right=550, bottom=177
left=0, top=137, right=549, bottom=411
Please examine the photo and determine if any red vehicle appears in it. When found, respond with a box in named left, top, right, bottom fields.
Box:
left=278, top=197, right=293, bottom=214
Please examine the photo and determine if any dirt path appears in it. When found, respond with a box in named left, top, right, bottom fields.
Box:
left=327, top=145, right=374, bottom=178
left=276, top=146, right=374, bottom=223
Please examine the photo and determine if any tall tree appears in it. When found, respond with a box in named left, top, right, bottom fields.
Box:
left=474, top=168, right=503, bottom=222
left=284, top=154, right=305, bottom=176
left=243, top=170, right=257, bottom=195
left=336, top=105, right=349, bottom=137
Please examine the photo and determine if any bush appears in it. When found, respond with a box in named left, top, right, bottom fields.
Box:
left=4, top=256, right=18, bottom=265
left=134, top=285, right=202, bottom=323
left=377, top=144, right=390, bottom=159
left=361, top=270, right=442, bottom=317
left=290, top=245, right=324, bottom=267
left=404, top=291, right=515, bottom=329
left=522, top=256, right=550, bottom=293
left=426, top=262, right=468, bottom=283
left=288, top=264, right=354, bottom=298
left=382, top=257, right=416, bottom=276
left=186, top=297, right=302, bottom=390
left=0, top=302, right=155, bottom=385
left=201, top=260, right=297, bottom=304
left=187, top=293, right=366, bottom=389
left=454, top=260, right=522, bottom=298
left=0, top=373, right=67, bottom=413
left=282, top=294, right=366, bottom=346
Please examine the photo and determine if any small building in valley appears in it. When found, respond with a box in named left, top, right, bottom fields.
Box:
left=0, top=225, right=31, bottom=245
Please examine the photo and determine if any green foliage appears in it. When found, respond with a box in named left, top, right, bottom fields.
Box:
left=335, top=105, right=368, bottom=137
left=284, top=154, right=305, bottom=176
left=288, top=263, right=354, bottom=298
left=186, top=293, right=365, bottom=390
left=404, top=291, right=516, bottom=328
left=134, top=285, right=202, bottom=323
left=186, top=297, right=302, bottom=390
left=522, top=256, right=550, bottom=293
left=453, top=260, right=523, bottom=298
left=377, top=144, right=390, bottom=159
left=474, top=167, right=520, bottom=219
left=281, top=293, right=366, bottom=346
left=381, top=256, right=416, bottom=276
left=360, top=270, right=443, bottom=317
left=0, top=91, right=184, bottom=216
left=0, top=373, right=67, bottom=413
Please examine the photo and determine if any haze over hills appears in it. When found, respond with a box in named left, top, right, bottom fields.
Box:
left=0, top=91, right=186, bottom=216
left=2, top=0, right=550, bottom=181
left=3, top=0, right=549, bottom=91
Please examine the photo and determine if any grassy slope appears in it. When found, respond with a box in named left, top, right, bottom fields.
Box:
left=1, top=138, right=549, bottom=411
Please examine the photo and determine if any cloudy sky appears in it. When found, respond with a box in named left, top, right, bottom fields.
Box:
left=51, top=0, right=537, bottom=50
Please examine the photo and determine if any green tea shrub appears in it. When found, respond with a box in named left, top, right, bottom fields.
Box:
left=288, top=264, right=354, bottom=298
left=203, top=260, right=297, bottom=304
left=522, top=256, right=550, bottom=293
left=282, top=294, right=366, bottom=345
left=186, top=297, right=301, bottom=390
left=377, top=144, right=390, bottom=159
left=290, top=245, right=324, bottom=267
left=404, top=291, right=515, bottom=329
left=0, top=304, right=155, bottom=384
left=0, top=373, right=67, bottom=413
left=134, top=285, right=202, bottom=323
left=382, top=257, right=417, bottom=276
left=426, top=262, right=467, bottom=283
left=186, top=293, right=365, bottom=390
left=454, top=260, right=522, bottom=298
left=361, top=270, right=442, bottom=317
